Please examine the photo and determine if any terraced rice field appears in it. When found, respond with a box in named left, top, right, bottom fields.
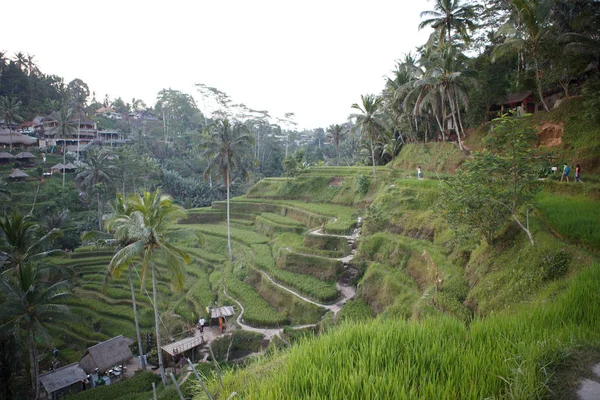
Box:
left=52, top=186, right=361, bottom=362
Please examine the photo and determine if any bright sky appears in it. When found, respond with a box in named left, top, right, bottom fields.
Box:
left=3, top=0, right=432, bottom=129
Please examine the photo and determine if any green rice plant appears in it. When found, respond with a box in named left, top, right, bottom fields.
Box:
left=276, top=249, right=342, bottom=281
left=536, top=192, right=600, bottom=248
left=272, top=233, right=344, bottom=258
left=251, top=244, right=339, bottom=303
left=180, top=223, right=269, bottom=245
left=255, top=213, right=306, bottom=236
left=303, top=233, right=350, bottom=256
left=203, top=262, right=600, bottom=399
left=245, top=267, right=325, bottom=325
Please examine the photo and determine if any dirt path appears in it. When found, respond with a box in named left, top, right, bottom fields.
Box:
left=220, top=220, right=361, bottom=340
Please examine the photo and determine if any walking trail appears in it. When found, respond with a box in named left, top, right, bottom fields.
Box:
left=223, top=223, right=361, bottom=340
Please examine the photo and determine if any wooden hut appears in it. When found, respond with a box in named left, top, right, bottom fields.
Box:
left=79, top=335, right=133, bottom=375
left=15, top=151, right=36, bottom=167
left=8, top=168, right=29, bottom=181
left=50, top=163, right=65, bottom=174
left=63, top=162, right=77, bottom=173
left=39, top=362, right=88, bottom=399
left=0, top=152, right=15, bottom=165
left=489, top=91, right=538, bottom=120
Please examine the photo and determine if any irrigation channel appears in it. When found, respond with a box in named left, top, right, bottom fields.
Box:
left=222, top=225, right=360, bottom=340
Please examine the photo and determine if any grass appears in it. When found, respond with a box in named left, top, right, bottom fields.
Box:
left=276, top=249, right=342, bottom=281
left=536, top=192, right=600, bottom=249
left=201, top=262, right=600, bottom=399
left=252, top=244, right=339, bottom=303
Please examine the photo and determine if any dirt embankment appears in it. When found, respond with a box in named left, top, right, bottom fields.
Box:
left=536, top=122, right=564, bottom=147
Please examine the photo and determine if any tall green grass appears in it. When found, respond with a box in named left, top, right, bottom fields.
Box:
left=205, top=263, right=600, bottom=399
left=537, top=192, right=600, bottom=248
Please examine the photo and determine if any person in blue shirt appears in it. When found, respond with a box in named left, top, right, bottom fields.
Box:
left=561, top=164, right=570, bottom=182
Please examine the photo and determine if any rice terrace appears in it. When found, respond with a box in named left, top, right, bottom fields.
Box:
left=2, top=0, right=600, bottom=399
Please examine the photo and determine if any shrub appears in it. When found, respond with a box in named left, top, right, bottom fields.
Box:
left=539, top=249, right=571, bottom=281
left=356, top=174, right=370, bottom=195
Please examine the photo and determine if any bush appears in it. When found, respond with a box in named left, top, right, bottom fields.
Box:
left=539, top=249, right=571, bottom=281
left=356, top=174, right=370, bottom=195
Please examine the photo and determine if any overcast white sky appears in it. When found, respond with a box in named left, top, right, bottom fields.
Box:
left=3, top=0, right=432, bottom=129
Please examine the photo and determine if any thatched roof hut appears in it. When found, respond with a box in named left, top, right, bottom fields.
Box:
left=79, top=335, right=133, bottom=374
left=211, top=306, right=235, bottom=319
left=8, top=168, right=29, bottom=181
left=0, top=152, right=15, bottom=164
left=50, top=163, right=65, bottom=172
left=39, top=363, right=87, bottom=398
left=63, top=162, right=77, bottom=172
left=15, top=151, right=36, bottom=159
left=0, top=131, right=37, bottom=146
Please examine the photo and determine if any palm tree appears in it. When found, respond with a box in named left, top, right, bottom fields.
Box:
left=0, top=264, right=71, bottom=400
left=107, top=190, right=189, bottom=386
left=76, top=148, right=114, bottom=230
left=104, top=193, right=146, bottom=371
left=0, top=51, right=9, bottom=88
left=0, top=96, right=24, bottom=152
left=0, top=211, right=61, bottom=273
left=417, top=45, right=471, bottom=150
left=350, top=94, right=385, bottom=180
left=326, top=124, right=346, bottom=166
left=379, top=130, right=403, bottom=169
left=49, top=106, right=77, bottom=187
left=200, top=119, right=254, bottom=261
left=494, top=0, right=551, bottom=111
left=419, top=0, right=481, bottom=46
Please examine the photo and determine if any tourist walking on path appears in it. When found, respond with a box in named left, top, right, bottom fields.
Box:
left=417, top=166, right=423, bottom=180
left=575, top=164, right=582, bottom=183
left=561, top=164, right=570, bottom=182
left=198, top=317, right=205, bottom=333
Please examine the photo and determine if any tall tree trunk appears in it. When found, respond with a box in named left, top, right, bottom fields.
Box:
left=533, top=51, right=550, bottom=111
left=434, top=112, right=445, bottom=141
left=30, top=178, right=41, bottom=215
left=446, top=90, right=465, bottom=151
left=369, top=133, right=376, bottom=181
left=26, top=326, right=39, bottom=400
left=226, top=169, right=233, bottom=261
left=9, top=130, right=13, bottom=153
left=97, top=192, right=102, bottom=231
left=152, top=263, right=168, bottom=386
left=62, top=142, right=66, bottom=188
left=453, top=88, right=467, bottom=138
left=129, top=266, right=146, bottom=370
left=336, top=142, right=340, bottom=166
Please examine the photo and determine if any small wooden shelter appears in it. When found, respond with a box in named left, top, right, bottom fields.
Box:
left=8, top=168, right=29, bottom=181
left=79, top=335, right=133, bottom=374
left=39, top=362, right=88, bottom=399
left=15, top=151, right=36, bottom=167
left=63, top=162, right=77, bottom=173
left=0, top=152, right=15, bottom=164
left=489, top=91, right=537, bottom=120
left=162, top=336, right=205, bottom=358
left=211, top=306, right=235, bottom=319
left=50, top=163, right=65, bottom=173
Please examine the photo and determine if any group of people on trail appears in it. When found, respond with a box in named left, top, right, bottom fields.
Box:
left=197, top=315, right=227, bottom=334
left=560, top=163, right=583, bottom=183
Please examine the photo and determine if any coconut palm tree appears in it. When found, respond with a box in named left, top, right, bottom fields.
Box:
left=0, top=264, right=71, bottom=400
left=76, top=148, right=114, bottom=230
left=0, top=96, right=24, bottom=152
left=0, top=211, right=61, bottom=273
left=103, top=193, right=146, bottom=371
left=200, top=119, right=253, bottom=261
left=326, top=124, right=346, bottom=166
left=107, top=190, right=189, bottom=386
left=418, top=0, right=481, bottom=46
left=350, top=95, right=386, bottom=180
left=49, top=106, right=77, bottom=187
left=417, top=45, right=471, bottom=150
left=494, top=0, right=551, bottom=111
